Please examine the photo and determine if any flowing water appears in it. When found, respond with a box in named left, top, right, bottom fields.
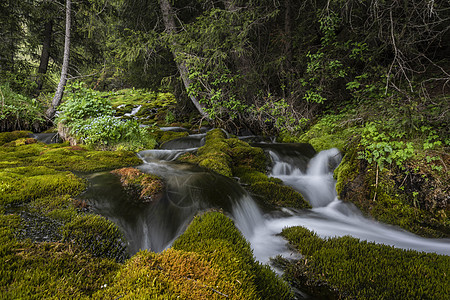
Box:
left=82, top=134, right=450, bottom=263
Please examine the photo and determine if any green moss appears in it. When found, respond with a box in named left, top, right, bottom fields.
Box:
left=334, top=146, right=449, bottom=237
left=181, top=129, right=268, bottom=179
left=0, top=166, right=86, bottom=206
left=62, top=214, right=128, bottom=263
left=28, top=195, right=78, bottom=223
left=158, top=130, right=189, bottom=144
left=250, top=181, right=311, bottom=209
left=172, top=211, right=293, bottom=300
left=0, top=142, right=142, bottom=172
left=0, top=131, right=31, bottom=146
left=0, top=213, right=119, bottom=299
left=281, top=226, right=450, bottom=300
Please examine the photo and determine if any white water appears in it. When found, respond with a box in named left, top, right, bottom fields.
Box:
left=236, top=147, right=450, bottom=264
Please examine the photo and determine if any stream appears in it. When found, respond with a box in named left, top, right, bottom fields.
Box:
left=81, top=132, right=450, bottom=267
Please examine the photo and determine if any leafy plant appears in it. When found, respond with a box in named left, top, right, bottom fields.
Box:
left=0, top=83, right=45, bottom=132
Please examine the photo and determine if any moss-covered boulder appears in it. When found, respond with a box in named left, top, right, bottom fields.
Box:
left=180, top=129, right=267, bottom=178
left=110, top=167, right=164, bottom=203
left=281, top=226, right=450, bottom=299
left=235, top=167, right=311, bottom=209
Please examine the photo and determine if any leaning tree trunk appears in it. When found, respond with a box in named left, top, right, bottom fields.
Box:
left=159, top=0, right=210, bottom=120
left=46, top=0, right=71, bottom=120
left=36, top=20, right=53, bottom=95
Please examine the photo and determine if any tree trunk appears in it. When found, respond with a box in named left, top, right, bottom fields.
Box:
left=159, top=0, right=210, bottom=120
left=46, top=0, right=71, bottom=120
left=36, top=20, right=53, bottom=95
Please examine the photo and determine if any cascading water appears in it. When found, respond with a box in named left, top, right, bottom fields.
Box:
left=250, top=145, right=450, bottom=258
left=83, top=134, right=450, bottom=264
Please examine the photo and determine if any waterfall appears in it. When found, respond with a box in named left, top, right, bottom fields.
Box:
left=84, top=136, right=450, bottom=262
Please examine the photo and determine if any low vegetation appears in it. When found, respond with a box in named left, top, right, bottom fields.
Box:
left=281, top=226, right=450, bottom=299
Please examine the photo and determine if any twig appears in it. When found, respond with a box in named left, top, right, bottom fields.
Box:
left=373, top=164, right=379, bottom=202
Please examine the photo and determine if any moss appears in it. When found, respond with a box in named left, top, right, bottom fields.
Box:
left=334, top=146, right=449, bottom=237
left=0, top=213, right=119, bottom=299
left=281, top=226, right=450, bottom=300
left=0, top=131, right=31, bottom=146
left=249, top=181, right=311, bottom=209
left=158, top=130, right=189, bottom=144
left=110, top=167, right=164, bottom=202
left=279, top=114, right=359, bottom=152
left=181, top=129, right=268, bottom=179
left=0, top=142, right=142, bottom=172
left=0, top=166, right=86, bottom=206
left=172, top=211, right=293, bottom=300
left=28, top=195, right=78, bottom=223
left=234, top=167, right=310, bottom=209
left=62, top=214, right=128, bottom=263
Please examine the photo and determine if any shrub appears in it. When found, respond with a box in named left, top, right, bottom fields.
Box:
left=0, top=83, right=45, bottom=132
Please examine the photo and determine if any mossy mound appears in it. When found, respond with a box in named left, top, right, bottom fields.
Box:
left=110, top=167, right=164, bottom=202
left=156, top=130, right=190, bottom=144
left=0, top=214, right=119, bottom=299
left=62, top=214, right=128, bottom=263
left=0, top=141, right=142, bottom=172
left=180, top=129, right=267, bottom=177
left=334, top=146, right=449, bottom=237
left=172, top=211, right=293, bottom=299
left=281, top=226, right=450, bottom=299
left=278, top=113, right=360, bottom=152
left=0, top=166, right=86, bottom=206
left=0, top=130, right=31, bottom=146
left=234, top=167, right=311, bottom=209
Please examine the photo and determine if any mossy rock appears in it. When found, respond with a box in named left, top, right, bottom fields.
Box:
left=0, top=166, right=86, bottom=206
left=249, top=181, right=311, bottom=209
left=62, top=214, right=128, bottom=262
left=181, top=129, right=268, bottom=179
left=281, top=225, right=450, bottom=300
left=158, top=130, right=189, bottom=144
left=110, top=167, right=164, bottom=203
left=0, top=131, right=31, bottom=146
left=172, top=211, right=293, bottom=300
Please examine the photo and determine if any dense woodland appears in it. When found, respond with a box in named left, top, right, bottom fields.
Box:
left=1, top=0, right=449, bottom=299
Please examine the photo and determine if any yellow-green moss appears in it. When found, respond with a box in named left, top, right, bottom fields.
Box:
left=172, top=211, right=293, bottom=299
left=281, top=226, right=450, bottom=299
left=158, top=130, right=189, bottom=144
left=180, top=129, right=267, bottom=179
left=62, top=214, right=128, bottom=262
left=234, top=167, right=310, bottom=209
left=0, top=131, right=31, bottom=146
left=0, top=142, right=142, bottom=172
left=250, top=181, right=311, bottom=209
left=0, top=166, right=86, bottom=206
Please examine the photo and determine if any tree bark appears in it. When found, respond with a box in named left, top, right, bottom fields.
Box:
left=46, top=0, right=71, bottom=120
left=36, top=20, right=53, bottom=95
left=159, top=0, right=210, bottom=120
